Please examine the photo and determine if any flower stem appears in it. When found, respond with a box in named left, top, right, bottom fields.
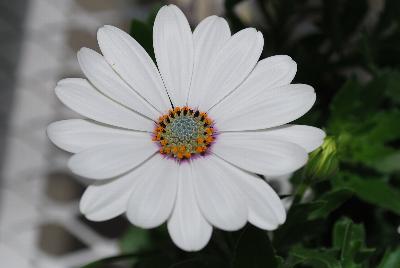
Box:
left=292, top=171, right=310, bottom=205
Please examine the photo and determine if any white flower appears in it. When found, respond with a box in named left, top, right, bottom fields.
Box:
left=47, top=4, right=325, bottom=251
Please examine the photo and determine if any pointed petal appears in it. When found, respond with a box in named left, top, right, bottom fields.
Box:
left=193, top=28, right=264, bottom=111
left=153, top=5, right=194, bottom=106
left=68, top=140, right=157, bottom=180
left=210, top=55, right=297, bottom=119
left=77, top=47, right=159, bottom=119
left=187, top=15, right=230, bottom=106
left=127, top=154, right=178, bottom=228
left=47, top=119, right=151, bottom=153
left=80, top=170, right=141, bottom=221
left=213, top=132, right=308, bottom=176
left=234, top=175, right=286, bottom=230
left=168, top=163, right=212, bottom=251
left=211, top=84, right=316, bottom=131
left=97, top=25, right=171, bottom=113
left=192, top=155, right=247, bottom=231
left=55, top=78, right=154, bottom=131
left=244, top=124, right=326, bottom=153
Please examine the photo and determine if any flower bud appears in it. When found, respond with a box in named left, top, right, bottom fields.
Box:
left=304, top=136, right=338, bottom=180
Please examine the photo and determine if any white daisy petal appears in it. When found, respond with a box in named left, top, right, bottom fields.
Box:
left=233, top=174, right=286, bottom=230
left=168, top=163, right=212, bottom=251
left=47, top=119, right=150, bottom=154
left=210, top=55, right=297, bottom=118
left=213, top=132, right=308, bottom=176
left=252, top=124, right=326, bottom=153
left=195, top=28, right=264, bottom=111
left=77, top=48, right=159, bottom=119
left=153, top=4, right=194, bottom=106
left=127, top=154, right=178, bottom=228
left=55, top=78, right=154, bottom=131
left=211, top=84, right=316, bottom=131
left=97, top=25, right=171, bottom=113
left=192, top=155, right=247, bottom=231
left=68, top=140, right=157, bottom=180
left=80, top=170, right=141, bottom=221
left=187, top=15, right=231, bottom=106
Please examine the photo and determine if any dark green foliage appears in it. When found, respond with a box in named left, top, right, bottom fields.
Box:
left=82, top=0, right=400, bottom=267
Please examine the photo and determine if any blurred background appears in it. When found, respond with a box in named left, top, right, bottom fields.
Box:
left=0, top=0, right=399, bottom=267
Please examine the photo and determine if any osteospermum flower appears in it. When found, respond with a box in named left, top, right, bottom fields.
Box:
left=47, top=5, right=325, bottom=251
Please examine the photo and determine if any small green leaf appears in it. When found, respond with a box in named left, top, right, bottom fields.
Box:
left=378, top=247, right=400, bottom=268
left=335, top=173, right=400, bottom=215
left=309, top=189, right=353, bottom=220
left=332, top=218, right=375, bottom=267
left=290, top=247, right=342, bottom=268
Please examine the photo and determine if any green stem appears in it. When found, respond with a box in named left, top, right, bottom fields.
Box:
left=292, top=173, right=310, bottom=205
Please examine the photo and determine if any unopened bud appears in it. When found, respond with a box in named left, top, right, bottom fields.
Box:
left=304, top=136, right=338, bottom=180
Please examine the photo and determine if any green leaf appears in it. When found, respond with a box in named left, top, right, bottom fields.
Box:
left=309, top=189, right=353, bottom=220
left=232, top=225, right=279, bottom=268
left=335, top=173, right=400, bottom=215
left=378, top=247, right=400, bottom=268
left=290, top=246, right=342, bottom=268
left=332, top=218, right=375, bottom=267
left=274, top=202, right=326, bottom=250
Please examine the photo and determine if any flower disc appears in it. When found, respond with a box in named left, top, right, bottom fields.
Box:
left=153, top=107, right=215, bottom=159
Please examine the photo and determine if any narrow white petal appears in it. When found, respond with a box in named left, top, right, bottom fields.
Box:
left=55, top=78, right=154, bottom=131
left=97, top=25, right=171, bottom=113
left=187, top=15, right=231, bottom=106
left=213, top=132, right=308, bottom=176
left=80, top=170, right=142, bottom=221
left=127, top=154, right=178, bottom=228
left=77, top=48, right=159, bottom=119
left=211, top=84, right=316, bottom=131
left=210, top=55, right=297, bottom=118
left=68, top=140, right=157, bottom=180
left=234, top=174, right=286, bottom=230
left=168, top=163, right=212, bottom=251
left=47, top=119, right=151, bottom=153
left=192, top=155, right=247, bottom=231
left=248, top=124, right=326, bottom=153
left=194, top=28, right=264, bottom=111
left=153, top=5, right=194, bottom=106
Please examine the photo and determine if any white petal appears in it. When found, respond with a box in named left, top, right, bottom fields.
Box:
left=253, top=124, right=326, bottom=153
left=213, top=132, right=308, bottom=176
left=97, top=25, right=171, bottom=113
left=80, top=170, right=141, bottom=221
left=210, top=55, right=297, bottom=117
left=153, top=5, right=194, bottom=106
left=211, top=84, right=316, bottom=131
left=194, top=28, right=264, bottom=111
left=127, top=154, right=178, bottom=228
left=68, top=140, right=157, bottom=180
left=187, top=15, right=231, bottom=106
left=168, top=163, right=212, bottom=251
left=55, top=78, right=154, bottom=131
left=192, top=155, right=247, bottom=231
left=77, top=48, right=159, bottom=119
left=234, top=174, right=286, bottom=230
left=47, top=119, right=151, bottom=153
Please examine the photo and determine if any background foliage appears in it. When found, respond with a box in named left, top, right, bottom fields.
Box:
left=84, top=0, right=400, bottom=267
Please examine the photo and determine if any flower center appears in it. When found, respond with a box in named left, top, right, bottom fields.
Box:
left=152, top=106, right=215, bottom=160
